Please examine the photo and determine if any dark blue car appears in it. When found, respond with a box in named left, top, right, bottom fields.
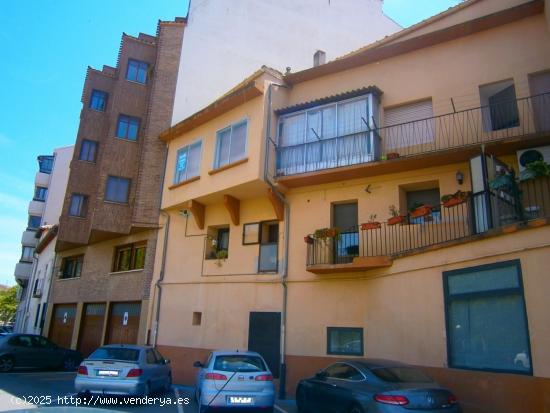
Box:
left=296, top=359, right=461, bottom=413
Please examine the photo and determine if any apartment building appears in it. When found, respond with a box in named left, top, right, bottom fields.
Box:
left=15, top=145, right=74, bottom=335
left=153, top=1, right=550, bottom=412
left=43, top=19, right=185, bottom=357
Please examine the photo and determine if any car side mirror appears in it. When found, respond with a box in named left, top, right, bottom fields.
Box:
left=193, top=361, right=203, bottom=368
left=315, top=370, right=328, bottom=380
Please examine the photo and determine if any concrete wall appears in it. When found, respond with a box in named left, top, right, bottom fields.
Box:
left=171, top=0, right=401, bottom=122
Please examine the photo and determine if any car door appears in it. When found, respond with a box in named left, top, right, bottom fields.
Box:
left=9, top=335, right=36, bottom=367
left=197, top=353, right=212, bottom=396
left=324, top=363, right=366, bottom=413
left=311, top=364, right=349, bottom=413
left=153, top=348, right=171, bottom=387
left=32, top=336, right=63, bottom=369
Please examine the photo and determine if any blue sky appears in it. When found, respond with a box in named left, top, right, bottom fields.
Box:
left=0, top=0, right=461, bottom=286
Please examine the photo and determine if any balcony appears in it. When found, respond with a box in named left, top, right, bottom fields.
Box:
left=268, top=93, right=550, bottom=187
left=14, top=262, right=32, bottom=284
left=305, top=177, right=550, bottom=274
left=28, top=200, right=45, bottom=216
left=35, top=171, right=50, bottom=187
left=21, top=230, right=38, bottom=246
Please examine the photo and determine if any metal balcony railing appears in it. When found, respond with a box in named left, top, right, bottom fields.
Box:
left=268, top=92, right=550, bottom=178
left=306, top=177, right=550, bottom=266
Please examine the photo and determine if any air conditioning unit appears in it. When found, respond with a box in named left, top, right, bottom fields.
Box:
left=516, top=145, right=550, bottom=173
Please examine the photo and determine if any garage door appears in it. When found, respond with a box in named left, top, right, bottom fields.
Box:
left=77, top=303, right=106, bottom=357
left=48, top=304, right=76, bottom=349
left=105, top=302, right=141, bottom=345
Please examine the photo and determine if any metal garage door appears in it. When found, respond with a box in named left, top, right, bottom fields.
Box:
left=48, top=304, right=76, bottom=349
left=105, top=302, right=141, bottom=345
left=77, top=303, right=106, bottom=357
left=384, top=99, right=434, bottom=150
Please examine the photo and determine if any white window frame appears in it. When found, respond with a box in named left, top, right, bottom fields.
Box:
left=174, top=139, right=203, bottom=184
left=213, top=118, right=249, bottom=169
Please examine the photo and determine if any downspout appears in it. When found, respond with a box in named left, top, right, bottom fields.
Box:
left=264, top=82, right=290, bottom=399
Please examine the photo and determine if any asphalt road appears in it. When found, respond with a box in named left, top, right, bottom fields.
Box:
left=0, top=371, right=298, bottom=413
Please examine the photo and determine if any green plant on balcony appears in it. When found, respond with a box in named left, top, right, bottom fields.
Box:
left=489, top=171, right=515, bottom=191
left=361, top=214, right=381, bottom=230
left=441, top=190, right=470, bottom=208
left=409, top=201, right=433, bottom=218
left=215, top=249, right=228, bottom=267
left=387, top=205, right=405, bottom=225
left=519, top=160, right=550, bottom=181
left=314, top=227, right=341, bottom=242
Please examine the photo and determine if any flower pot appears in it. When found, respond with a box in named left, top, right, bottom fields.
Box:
left=443, top=197, right=465, bottom=208
left=361, top=222, right=381, bottom=230
left=388, top=215, right=405, bottom=225
left=304, top=236, right=314, bottom=244
left=387, top=152, right=400, bottom=160
left=410, top=205, right=432, bottom=218
left=326, top=228, right=339, bottom=238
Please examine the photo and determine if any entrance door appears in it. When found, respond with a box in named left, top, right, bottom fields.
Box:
left=48, top=304, right=76, bottom=348
left=248, top=312, right=281, bottom=378
left=78, top=303, right=106, bottom=357
left=105, top=302, right=141, bottom=345
left=332, top=202, right=359, bottom=263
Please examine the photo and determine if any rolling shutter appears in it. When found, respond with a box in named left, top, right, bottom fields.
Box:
left=384, top=99, right=434, bottom=149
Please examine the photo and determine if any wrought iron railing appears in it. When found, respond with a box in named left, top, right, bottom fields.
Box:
left=306, top=177, right=550, bottom=266
left=270, top=92, right=550, bottom=178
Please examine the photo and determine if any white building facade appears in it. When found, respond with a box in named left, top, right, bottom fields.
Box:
left=171, top=0, right=401, bottom=122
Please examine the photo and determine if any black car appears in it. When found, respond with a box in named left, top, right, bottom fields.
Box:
left=0, top=333, right=82, bottom=372
left=296, top=359, right=461, bottom=413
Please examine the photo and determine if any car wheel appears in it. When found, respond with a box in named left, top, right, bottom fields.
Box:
left=296, top=385, right=310, bottom=413
left=164, top=374, right=172, bottom=393
left=348, top=404, right=364, bottom=413
left=0, top=356, right=14, bottom=372
left=194, top=387, right=200, bottom=404
left=62, top=356, right=78, bottom=371
left=143, top=381, right=151, bottom=397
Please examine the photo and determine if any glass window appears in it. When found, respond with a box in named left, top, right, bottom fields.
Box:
left=89, top=347, right=140, bottom=361
left=126, top=59, right=149, bottom=84
left=214, top=120, right=247, bottom=169
left=146, top=350, right=156, bottom=364
left=38, top=156, right=54, bottom=174
left=105, top=176, right=130, bottom=204
left=205, top=226, right=230, bottom=260
left=371, top=367, right=432, bottom=383
left=444, top=260, right=531, bottom=373
left=406, top=188, right=441, bottom=224
left=69, top=194, right=88, bottom=217
left=213, top=355, right=266, bottom=372
left=327, top=327, right=363, bottom=356
left=325, top=363, right=364, bottom=381
left=28, top=215, right=41, bottom=230
left=116, top=115, right=140, bottom=141
left=21, top=246, right=35, bottom=262
left=113, top=242, right=146, bottom=272
left=34, top=186, right=48, bottom=202
left=479, top=80, right=519, bottom=131
left=79, top=140, right=98, bottom=162
left=61, top=255, right=83, bottom=279
left=89, top=89, right=108, bottom=111
left=243, top=223, right=260, bottom=245
left=174, top=141, right=202, bottom=184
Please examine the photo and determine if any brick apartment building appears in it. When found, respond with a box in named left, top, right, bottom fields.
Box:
left=44, top=19, right=185, bottom=356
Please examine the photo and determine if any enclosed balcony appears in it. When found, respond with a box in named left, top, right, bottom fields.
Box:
left=268, top=92, right=550, bottom=187
left=305, top=176, right=550, bottom=274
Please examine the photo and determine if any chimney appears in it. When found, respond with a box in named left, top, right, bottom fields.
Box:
left=313, top=50, right=326, bottom=67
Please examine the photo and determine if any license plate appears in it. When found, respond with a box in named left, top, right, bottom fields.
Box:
left=227, top=396, right=254, bottom=405
left=97, top=370, right=119, bottom=377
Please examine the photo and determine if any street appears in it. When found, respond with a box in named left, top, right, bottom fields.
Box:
left=0, top=371, right=297, bottom=413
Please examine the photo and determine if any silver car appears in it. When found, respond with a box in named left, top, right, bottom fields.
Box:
left=75, top=344, right=171, bottom=396
left=194, top=350, right=275, bottom=412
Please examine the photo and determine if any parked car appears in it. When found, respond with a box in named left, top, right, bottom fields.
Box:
left=0, top=325, right=13, bottom=335
left=0, top=333, right=82, bottom=372
left=296, top=359, right=461, bottom=413
left=194, top=350, right=275, bottom=412
left=75, top=344, right=172, bottom=397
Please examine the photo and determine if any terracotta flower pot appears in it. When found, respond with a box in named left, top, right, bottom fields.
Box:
left=410, top=205, right=433, bottom=218
left=387, top=152, right=400, bottom=160
left=443, top=197, right=465, bottom=208
left=304, top=236, right=314, bottom=244
left=388, top=215, right=405, bottom=225
left=326, top=228, right=339, bottom=238
left=361, top=222, right=381, bottom=230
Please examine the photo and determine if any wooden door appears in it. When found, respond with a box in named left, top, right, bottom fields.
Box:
left=105, top=302, right=141, bottom=345
left=48, top=304, right=76, bottom=349
left=77, top=303, right=106, bottom=357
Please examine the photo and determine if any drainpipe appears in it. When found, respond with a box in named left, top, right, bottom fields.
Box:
left=153, top=210, right=170, bottom=347
left=264, top=81, right=290, bottom=399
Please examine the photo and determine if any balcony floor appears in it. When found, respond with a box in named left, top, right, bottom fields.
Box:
left=306, top=256, right=393, bottom=274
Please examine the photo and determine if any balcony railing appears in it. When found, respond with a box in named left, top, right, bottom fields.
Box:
left=269, top=92, right=550, bottom=178
left=306, top=177, right=550, bottom=267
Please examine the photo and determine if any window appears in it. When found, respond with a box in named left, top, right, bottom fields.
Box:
left=79, top=140, right=98, bottom=162
left=28, top=215, right=41, bottom=230
left=105, top=176, right=130, bottom=204
left=69, top=194, right=88, bottom=217
left=89, top=89, right=108, bottom=111
left=206, top=226, right=229, bottom=259
left=214, top=120, right=247, bottom=169
left=21, top=246, right=35, bottom=262
left=113, top=242, right=146, bottom=272
left=38, top=155, right=54, bottom=174
left=174, top=140, right=202, bottom=184
left=384, top=99, right=435, bottom=149
left=333, top=202, right=359, bottom=263
left=259, top=221, right=279, bottom=272
left=116, top=115, right=140, bottom=141
left=126, top=59, right=149, bottom=84
left=60, top=255, right=83, bottom=279
left=479, top=80, right=519, bottom=131
left=324, top=363, right=364, bottom=381
left=34, top=186, right=48, bottom=202
left=192, top=312, right=202, bottom=326
left=444, top=260, right=531, bottom=374
left=327, top=327, right=363, bottom=356
left=146, top=350, right=157, bottom=364
left=405, top=187, right=441, bottom=224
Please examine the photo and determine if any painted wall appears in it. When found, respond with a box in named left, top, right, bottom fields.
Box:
left=171, top=0, right=401, bottom=122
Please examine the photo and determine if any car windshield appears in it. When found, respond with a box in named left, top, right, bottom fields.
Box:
left=214, top=355, right=266, bottom=372
left=371, top=367, right=432, bottom=383
left=89, top=347, right=140, bottom=362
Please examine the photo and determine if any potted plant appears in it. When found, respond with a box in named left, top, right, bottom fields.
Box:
left=441, top=190, right=470, bottom=208
left=409, top=201, right=433, bottom=218
left=361, top=214, right=381, bottom=230
left=215, top=249, right=228, bottom=267
left=387, top=205, right=406, bottom=225
left=314, top=227, right=341, bottom=241
left=386, top=152, right=400, bottom=160
left=304, top=235, right=314, bottom=244
left=519, top=160, right=550, bottom=181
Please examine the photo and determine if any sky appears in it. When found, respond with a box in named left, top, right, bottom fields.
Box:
left=0, top=0, right=462, bottom=287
